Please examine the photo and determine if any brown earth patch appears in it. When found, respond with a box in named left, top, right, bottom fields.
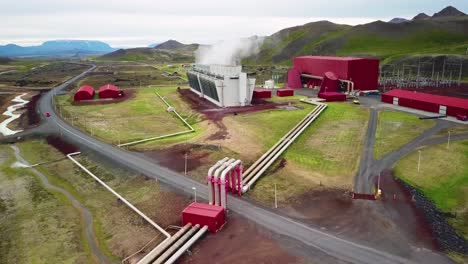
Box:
left=179, top=215, right=310, bottom=264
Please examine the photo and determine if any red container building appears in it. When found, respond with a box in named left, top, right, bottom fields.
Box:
left=253, top=89, right=272, bottom=99
left=74, top=85, right=95, bottom=101
left=276, top=88, right=294, bottom=97
left=381, top=89, right=468, bottom=117
left=287, top=56, right=379, bottom=91
left=182, top=202, right=226, bottom=233
left=98, top=84, right=121, bottom=99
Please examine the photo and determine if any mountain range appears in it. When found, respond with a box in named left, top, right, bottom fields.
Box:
left=0, top=40, right=116, bottom=57
left=244, top=6, right=468, bottom=65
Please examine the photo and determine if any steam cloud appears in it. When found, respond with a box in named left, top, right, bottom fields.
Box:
left=195, top=36, right=264, bottom=65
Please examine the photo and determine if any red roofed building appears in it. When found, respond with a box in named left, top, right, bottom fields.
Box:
left=74, top=85, right=95, bottom=101
left=182, top=202, right=225, bottom=233
left=288, top=56, right=379, bottom=91
left=98, top=84, right=122, bottom=99
left=381, top=89, right=468, bottom=117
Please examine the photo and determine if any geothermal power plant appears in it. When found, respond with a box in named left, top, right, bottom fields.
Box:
left=186, top=64, right=256, bottom=107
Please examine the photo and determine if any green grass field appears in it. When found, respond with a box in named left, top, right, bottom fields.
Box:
left=246, top=103, right=369, bottom=203
left=56, top=87, right=203, bottom=147
left=394, top=140, right=468, bottom=240
left=14, top=140, right=189, bottom=261
left=375, top=110, right=435, bottom=160
left=0, top=145, right=88, bottom=263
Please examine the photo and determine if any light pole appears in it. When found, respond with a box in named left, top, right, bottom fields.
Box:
left=447, top=131, right=451, bottom=149
left=192, top=187, right=197, bottom=203
left=274, top=183, right=278, bottom=209
left=417, top=150, right=421, bottom=173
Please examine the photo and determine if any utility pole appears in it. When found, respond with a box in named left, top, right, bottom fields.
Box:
left=431, top=60, right=435, bottom=80
left=184, top=153, right=188, bottom=175
left=274, top=183, right=278, bottom=209
left=447, top=131, right=451, bottom=149
left=417, top=150, right=421, bottom=173
left=458, top=60, right=463, bottom=87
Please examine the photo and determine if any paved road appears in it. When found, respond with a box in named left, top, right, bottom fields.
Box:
left=11, top=66, right=455, bottom=264
left=354, top=107, right=378, bottom=194
left=11, top=145, right=113, bottom=264
left=354, top=94, right=465, bottom=194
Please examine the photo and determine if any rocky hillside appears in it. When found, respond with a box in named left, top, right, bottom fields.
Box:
left=154, top=40, right=199, bottom=51
left=244, top=6, right=468, bottom=65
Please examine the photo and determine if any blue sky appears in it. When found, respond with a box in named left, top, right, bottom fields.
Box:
left=0, top=0, right=466, bottom=47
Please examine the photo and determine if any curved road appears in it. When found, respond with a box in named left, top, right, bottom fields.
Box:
left=11, top=145, right=113, bottom=264
left=16, top=65, right=455, bottom=264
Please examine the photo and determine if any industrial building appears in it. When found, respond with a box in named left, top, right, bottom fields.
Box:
left=287, top=56, right=380, bottom=93
left=186, top=64, right=256, bottom=107
left=74, top=85, right=95, bottom=101
left=182, top=202, right=226, bottom=233
left=381, top=89, right=468, bottom=117
left=98, top=84, right=122, bottom=99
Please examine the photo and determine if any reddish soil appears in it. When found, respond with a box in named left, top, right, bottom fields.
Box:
left=178, top=88, right=289, bottom=140
left=280, top=170, right=439, bottom=258
left=46, top=135, right=79, bottom=154
left=73, top=89, right=136, bottom=106
left=179, top=214, right=339, bottom=264
left=143, top=143, right=219, bottom=173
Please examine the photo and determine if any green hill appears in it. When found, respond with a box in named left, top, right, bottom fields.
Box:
left=244, top=16, right=468, bottom=65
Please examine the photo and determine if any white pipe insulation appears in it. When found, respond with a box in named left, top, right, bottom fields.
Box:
left=213, top=158, right=235, bottom=206
left=219, top=160, right=242, bottom=208
left=164, top=225, right=209, bottom=264
left=207, top=157, right=229, bottom=205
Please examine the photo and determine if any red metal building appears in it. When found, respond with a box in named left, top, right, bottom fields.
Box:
left=74, top=85, right=95, bottom=101
left=381, top=89, right=468, bottom=117
left=182, top=202, right=226, bottom=233
left=98, top=84, right=121, bottom=99
left=287, top=56, right=379, bottom=91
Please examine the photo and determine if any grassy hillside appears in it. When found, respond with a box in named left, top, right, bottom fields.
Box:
left=98, top=48, right=194, bottom=63
left=244, top=17, right=468, bottom=65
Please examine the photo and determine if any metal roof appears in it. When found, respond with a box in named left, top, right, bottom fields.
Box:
left=383, top=89, right=468, bottom=109
left=182, top=202, right=224, bottom=217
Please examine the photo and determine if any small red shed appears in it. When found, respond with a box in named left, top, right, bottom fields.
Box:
left=98, top=84, right=121, bottom=99
left=276, top=88, right=294, bottom=97
left=318, top=92, right=347, bottom=102
left=74, top=85, right=95, bottom=101
left=182, top=202, right=225, bottom=233
left=253, top=89, right=272, bottom=99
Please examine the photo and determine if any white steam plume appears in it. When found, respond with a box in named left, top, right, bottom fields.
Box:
left=195, top=36, right=264, bottom=65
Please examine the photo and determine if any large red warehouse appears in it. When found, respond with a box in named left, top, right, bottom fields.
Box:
left=182, top=202, right=225, bottom=233
left=381, top=89, right=468, bottom=117
left=74, top=85, right=95, bottom=101
left=288, top=56, right=379, bottom=92
left=98, top=84, right=121, bottom=99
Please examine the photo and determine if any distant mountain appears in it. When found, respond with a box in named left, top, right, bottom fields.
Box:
left=413, top=13, right=431, bottom=20
left=244, top=6, right=468, bottom=65
left=0, top=40, right=116, bottom=57
left=154, top=40, right=199, bottom=52
left=432, top=6, right=466, bottom=18
left=0, top=57, right=13, bottom=63
left=99, top=47, right=194, bottom=62
left=388, top=18, right=409, bottom=24
left=148, top=43, right=160, bottom=48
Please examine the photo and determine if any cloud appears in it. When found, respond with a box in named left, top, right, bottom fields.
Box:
left=0, top=14, right=380, bottom=47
